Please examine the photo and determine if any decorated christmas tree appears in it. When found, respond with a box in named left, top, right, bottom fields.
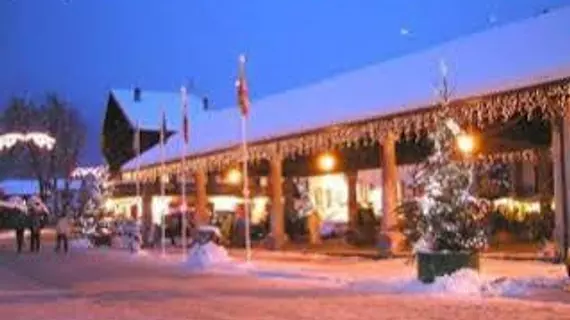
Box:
left=398, top=118, right=489, bottom=253
left=73, top=166, right=110, bottom=218
left=397, top=62, right=490, bottom=254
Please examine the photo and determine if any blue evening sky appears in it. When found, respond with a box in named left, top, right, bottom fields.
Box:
left=1, top=0, right=569, bottom=164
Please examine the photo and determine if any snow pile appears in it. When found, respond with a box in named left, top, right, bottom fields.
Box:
left=69, top=238, right=93, bottom=250
left=351, top=268, right=570, bottom=298
left=410, top=269, right=570, bottom=297
left=185, top=242, right=232, bottom=270
left=427, top=269, right=487, bottom=296
left=488, top=276, right=570, bottom=297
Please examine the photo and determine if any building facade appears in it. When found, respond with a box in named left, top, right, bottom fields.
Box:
left=103, top=7, right=570, bottom=252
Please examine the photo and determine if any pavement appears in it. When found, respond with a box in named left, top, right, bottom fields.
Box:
left=1, top=235, right=570, bottom=319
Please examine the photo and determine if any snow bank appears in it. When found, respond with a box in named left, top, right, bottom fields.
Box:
left=69, top=238, right=93, bottom=250
left=488, top=276, right=570, bottom=297
left=427, top=269, right=486, bottom=295
left=185, top=242, right=232, bottom=270
left=350, top=268, right=570, bottom=298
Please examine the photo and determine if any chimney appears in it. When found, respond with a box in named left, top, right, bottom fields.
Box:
left=133, top=87, right=141, bottom=102
left=202, top=96, right=209, bottom=110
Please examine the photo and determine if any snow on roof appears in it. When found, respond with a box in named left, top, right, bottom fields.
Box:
left=0, top=179, right=82, bottom=196
left=123, top=6, right=570, bottom=171
left=110, top=89, right=206, bottom=129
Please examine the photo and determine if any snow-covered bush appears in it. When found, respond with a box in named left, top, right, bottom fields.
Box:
left=186, top=242, right=232, bottom=269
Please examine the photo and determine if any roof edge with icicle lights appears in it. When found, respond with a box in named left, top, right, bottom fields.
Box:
left=121, top=77, right=570, bottom=183
left=118, top=7, right=570, bottom=182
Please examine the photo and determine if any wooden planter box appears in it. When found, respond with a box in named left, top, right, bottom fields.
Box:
left=417, top=251, right=480, bottom=283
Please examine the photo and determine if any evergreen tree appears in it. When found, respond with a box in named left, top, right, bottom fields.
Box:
left=397, top=62, right=490, bottom=252
left=397, top=118, right=490, bottom=252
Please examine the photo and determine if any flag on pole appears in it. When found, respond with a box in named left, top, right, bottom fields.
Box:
left=159, top=108, right=167, bottom=256
left=133, top=120, right=141, bottom=226
left=236, top=55, right=250, bottom=117
left=180, top=86, right=189, bottom=258
left=236, top=54, right=252, bottom=262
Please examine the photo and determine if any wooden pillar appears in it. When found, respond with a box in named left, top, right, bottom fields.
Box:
left=347, top=171, right=359, bottom=232
left=537, top=148, right=552, bottom=212
left=508, top=163, right=517, bottom=196
left=195, top=168, right=209, bottom=225
left=269, top=150, right=286, bottom=249
left=379, top=131, right=400, bottom=254
left=552, top=115, right=570, bottom=259
left=141, top=187, right=153, bottom=246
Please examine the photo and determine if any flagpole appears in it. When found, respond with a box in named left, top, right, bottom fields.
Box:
left=180, top=86, right=188, bottom=259
left=237, top=54, right=252, bottom=263
left=135, top=121, right=141, bottom=219
left=241, top=115, right=252, bottom=262
left=160, top=108, right=166, bottom=257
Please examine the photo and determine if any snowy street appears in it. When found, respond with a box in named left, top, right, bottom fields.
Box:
left=0, top=236, right=570, bottom=319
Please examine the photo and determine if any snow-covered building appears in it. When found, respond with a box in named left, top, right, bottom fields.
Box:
left=102, top=7, right=570, bottom=251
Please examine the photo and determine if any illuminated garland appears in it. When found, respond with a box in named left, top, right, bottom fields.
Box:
left=121, top=79, right=570, bottom=183
left=0, top=132, right=56, bottom=151
left=71, top=165, right=108, bottom=179
left=472, top=149, right=543, bottom=165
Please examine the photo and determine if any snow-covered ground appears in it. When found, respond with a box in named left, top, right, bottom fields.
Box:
left=2, top=239, right=570, bottom=319
left=96, top=242, right=570, bottom=300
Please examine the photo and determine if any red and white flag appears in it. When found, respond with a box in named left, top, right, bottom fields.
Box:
left=236, top=55, right=250, bottom=117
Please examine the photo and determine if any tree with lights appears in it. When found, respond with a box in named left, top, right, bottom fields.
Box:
left=0, top=94, right=86, bottom=212
left=397, top=118, right=490, bottom=253
left=72, top=166, right=110, bottom=217
left=396, top=62, right=490, bottom=282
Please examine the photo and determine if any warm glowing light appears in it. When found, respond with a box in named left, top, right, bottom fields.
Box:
left=208, top=195, right=268, bottom=224
left=225, top=168, right=242, bottom=185
left=104, top=197, right=142, bottom=219
left=71, top=166, right=107, bottom=179
left=104, top=199, right=114, bottom=211
left=0, top=132, right=56, bottom=151
left=493, top=197, right=546, bottom=215
left=318, top=152, right=336, bottom=172
left=151, top=195, right=174, bottom=224
left=456, top=134, right=475, bottom=154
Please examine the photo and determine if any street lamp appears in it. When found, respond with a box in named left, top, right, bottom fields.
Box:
left=317, top=152, right=336, bottom=172
left=456, top=133, right=476, bottom=155
left=225, top=168, right=242, bottom=185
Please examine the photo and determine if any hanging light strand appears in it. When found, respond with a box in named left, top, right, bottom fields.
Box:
left=122, top=79, right=570, bottom=182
